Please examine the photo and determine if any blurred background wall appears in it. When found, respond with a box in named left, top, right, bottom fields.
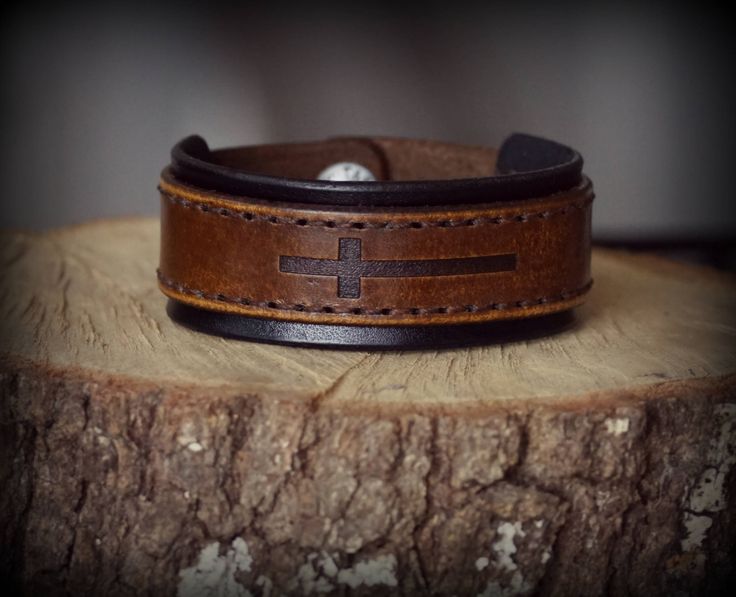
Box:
left=1, top=3, right=734, bottom=262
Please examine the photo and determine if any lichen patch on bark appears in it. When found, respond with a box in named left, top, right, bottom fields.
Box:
left=178, top=539, right=253, bottom=597
left=678, top=403, right=736, bottom=556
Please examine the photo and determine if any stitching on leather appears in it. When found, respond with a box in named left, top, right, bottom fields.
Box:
left=159, top=188, right=591, bottom=229
left=157, top=270, right=592, bottom=316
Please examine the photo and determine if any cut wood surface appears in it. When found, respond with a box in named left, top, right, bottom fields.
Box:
left=0, top=218, right=735, bottom=596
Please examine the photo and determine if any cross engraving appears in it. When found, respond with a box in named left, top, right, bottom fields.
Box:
left=279, top=238, right=517, bottom=299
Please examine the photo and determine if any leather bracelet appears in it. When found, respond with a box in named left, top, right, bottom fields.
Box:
left=158, top=134, right=594, bottom=348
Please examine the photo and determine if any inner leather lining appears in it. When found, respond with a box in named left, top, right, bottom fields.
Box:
left=167, top=133, right=583, bottom=207
left=212, top=137, right=498, bottom=181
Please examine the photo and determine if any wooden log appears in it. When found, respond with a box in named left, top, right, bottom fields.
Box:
left=0, top=218, right=734, bottom=596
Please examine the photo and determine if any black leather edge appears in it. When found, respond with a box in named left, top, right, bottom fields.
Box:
left=168, top=133, right=583, bottom=207
left=167, top=300, right=579, bottom=350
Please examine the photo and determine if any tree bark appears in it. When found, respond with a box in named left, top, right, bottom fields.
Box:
left=1, top=219, right=735, bottom=596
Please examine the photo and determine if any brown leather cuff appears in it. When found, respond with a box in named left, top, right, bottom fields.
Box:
left=158, top=134, right=594, bottom=348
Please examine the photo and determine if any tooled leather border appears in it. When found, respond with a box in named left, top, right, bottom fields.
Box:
left=157, top=270, right=593, bottom=319
left=158, top=188, right=590, bottom=230
left=159, top=173, right=593, bottom=326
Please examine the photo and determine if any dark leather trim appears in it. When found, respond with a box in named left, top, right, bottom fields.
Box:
left=167, top=300, right=578, bottom=350
left=169, top=133, right=583, bottom=207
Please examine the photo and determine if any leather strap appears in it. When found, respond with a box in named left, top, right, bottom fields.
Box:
left=158, top=134, right=594, bottom=347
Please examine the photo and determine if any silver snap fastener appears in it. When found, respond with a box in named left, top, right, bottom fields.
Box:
left=317, top=162, right=376, bottom=182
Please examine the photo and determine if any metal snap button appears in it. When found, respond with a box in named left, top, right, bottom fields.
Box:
left=317, top=162, right=376, bottom=182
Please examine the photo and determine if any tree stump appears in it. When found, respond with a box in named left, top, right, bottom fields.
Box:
left=1, top=218, right=735, bottom=597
